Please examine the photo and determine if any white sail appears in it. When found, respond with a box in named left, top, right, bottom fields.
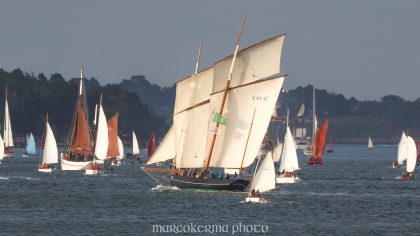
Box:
left=208, top=76, right=285, bottom=168
left=147, top=125, right=175, bottom=165
left=117, top=136, right=124, bottom=160
left=279, top=126, right=299, bottom=172
left=0, top=134, right=4, bottom=160
left=173, top=68, right=213, bottom=169
left=397, top=131, right=408, bottom=165
left=406, top=136, right=417, bottom=173
left=3, top=98, right=13, bottom=147
left=249, top=152, right=275, bottom=193
left=212, top=34, right=285, bottom=93
left=296, top=104, right=305, bottom=117
left=368, top=136, right=373, bottom=149
left=94, top=104, right=109, bottom=160
left=42, top=122, right=58, bottom=164
left=132, top=131, right=140, bottom=155
left=295, top=128, right=307, bottom=139
left=272, top=141, right=283, bottom=163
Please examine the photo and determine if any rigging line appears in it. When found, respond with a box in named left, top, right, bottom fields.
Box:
left=140, top=166, right=161, bottom=183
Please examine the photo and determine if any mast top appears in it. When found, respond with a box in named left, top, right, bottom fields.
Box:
left=79, top=66, right=84, bottom=96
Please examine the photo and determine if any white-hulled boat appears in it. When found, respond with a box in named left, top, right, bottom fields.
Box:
left=38, top=115, right=59, bottom=173
left=246, top=151, right=275, bottom=203
left=86, top=98, right=108, bottom=175
left=276, top=125, right=300, bottom=184
left=400, top=136, right=416, bottom=180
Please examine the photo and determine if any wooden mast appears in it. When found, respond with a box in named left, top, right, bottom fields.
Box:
left=202, top=15, right=247, bottom=173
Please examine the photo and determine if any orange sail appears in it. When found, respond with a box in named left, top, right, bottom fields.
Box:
left=148, top=131, right=156, bottom=159
left=106, top=113, right=119, bottom=157
left=70, top=103, right=92, bottom=155
left=315, top=120, right=329, bottom=159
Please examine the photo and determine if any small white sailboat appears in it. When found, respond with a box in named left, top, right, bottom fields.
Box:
left=393, top=131, right=408, bottom=168
left=3, top=87, right=14, bottom=158
left=113, top=136, right=124, bottom=166
left=399, top=136, right=416, bottom=180
left=367, top=136, right=373, bottom=150
left=276, top=126, right=300, bottom=184
left=246, top=152, right=275, bottom=203
left=86, top=98, right=108, bottom=175
left=38, top=115, right=58, bottom=173
left=131, top=131, right=140, bottom=162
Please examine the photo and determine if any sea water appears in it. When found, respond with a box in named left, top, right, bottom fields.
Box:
left=0, top=145, right=419, bottom=235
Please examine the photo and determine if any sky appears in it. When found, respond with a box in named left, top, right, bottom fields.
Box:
left=1, top=0, right=419, bottom=100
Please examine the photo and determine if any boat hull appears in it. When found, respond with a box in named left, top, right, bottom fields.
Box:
left=245, top=197, right=267, bottom=203
left=61, top=158, right=91, bottom=171
left=171, top=175, right=249, bottom=191
left=276, top=176, right=299, bottom=184
left=85, top=169, right=100, bottom=175
left=3, top=152, right=14, bottom=158
left=38, top=168, right=52, bottom=173
left=308, top=157, right=322, bottom=165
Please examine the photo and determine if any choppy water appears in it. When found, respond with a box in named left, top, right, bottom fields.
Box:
left=0, top=145, right=419, bottom=235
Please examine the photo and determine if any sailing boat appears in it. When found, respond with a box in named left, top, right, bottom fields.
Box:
left=145, top=17, right=286, bottom=191
left=106, top=113, right=120, bottom=166
left=304, top=87, right=317, bottom=156
left=308, top=120, right=329, bottom=165
left=22, top=133, right=36, bottom=157
left=3, top=86, right=14, bottom=158
left=276, top=126, right=300, bottom=183
left=147, top=131, right=156, bottom=160
left=326, top=137, right=333, bottom=153
left=399, top=136, right=416, bottom=180
left=38, top=115, right=59, bottom=172
left=61, top=68, right=94, bottom=171
left=393, top=131, right=407, bottom=168
left=367, top=136, right=373, bottom=150
left=86, top=97, right=109, bottom=175
left=131, top=131, right=140, bottom=162
left=293, top=103, right=310, bottom=149
left=246, top=151, right=275, bottom=203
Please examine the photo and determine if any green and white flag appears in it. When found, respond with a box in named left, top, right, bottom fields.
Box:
left=213, top=112, right=228, bottom=125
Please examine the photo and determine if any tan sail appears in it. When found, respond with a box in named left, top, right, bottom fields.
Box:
left=70, top=99, right=92, bottom=155
left=106, top=114, right=119, bottom=157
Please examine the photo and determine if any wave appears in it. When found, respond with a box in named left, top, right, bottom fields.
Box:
left=0, top=176, right=9, bottom=180
left=151, top=184, right=180, bottom=192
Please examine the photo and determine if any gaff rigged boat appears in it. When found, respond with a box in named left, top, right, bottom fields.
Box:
left=308, top=120, right=328, bottom=165
left=144, top=17, right=286, bottom=192
left=61, top=68, right=94, bottom=171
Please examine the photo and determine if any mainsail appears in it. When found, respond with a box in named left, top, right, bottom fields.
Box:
left=406, top=136, right=417, bottom=173
left=117, top=136, right=124, bottom=160
left=42, top=120, right=58, bottom=164
left=368, top=136, right=373, bottom=149
left=314, top=120, right=329, bottom=159
left=296, top=104, right=305, bottom=117
left=279, top=126, right=299, bottom=172
left=26, top=133, right=36, bottom=155
left=397, top=131, right=408, bottom=165
left=94, top=103, right=109, bottom=161
left=3, top=91, right=13, bottom=148
left=249, top=151, right=275, bottom=193
left=132, top=131, right=140, bottom=155
left=106, top=114, right=119, bottom=158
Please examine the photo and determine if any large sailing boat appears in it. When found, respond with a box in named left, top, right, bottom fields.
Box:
left=3, top=87, right=14, bottom=158
left=61, top=68, right=94, bottom=170
left=145, top=17, right=286, bottom=191
left=38, top=114, right=59, bottom=172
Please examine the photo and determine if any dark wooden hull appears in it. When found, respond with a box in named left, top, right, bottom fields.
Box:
left=171, top=175, right=249, bottom=191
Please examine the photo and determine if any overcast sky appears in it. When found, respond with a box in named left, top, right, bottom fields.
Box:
left=1, top=0, right=419, bottom=100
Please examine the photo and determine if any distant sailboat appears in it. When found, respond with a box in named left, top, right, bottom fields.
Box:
left=327, top=137, right=333, bottom=153
left=367, top=136, right=373, bottom=150
left=38, top=114, right=58, bottom=172
left=147, top=131, right=157, bottom=160
left=3, top=86, right=14, bottom=158
left=131, top=131, right=140, bottom=162
left=276, top=126, right=300, bottom=183
left=22, top=133, right=36, bottom=157
left=308, top=120, right=329, bottom=165
left=246, top=151, right=275, bottom=203
left=61, top=68, right=94, bottom=171
left=393, top=131, right=407, bottom=168
left=399, top=136, right=416, bottom=180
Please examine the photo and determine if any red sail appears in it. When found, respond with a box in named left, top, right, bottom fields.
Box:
left=148, top=132, right=156, bottom=159
left=71, top=105, right=92, bottom=155
left=315, top=120, right=329, bottom=159
left=106, top=114, right=119, bottom=157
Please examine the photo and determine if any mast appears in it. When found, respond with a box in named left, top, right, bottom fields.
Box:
left=195, top=41, right=202, bottom=75
left=312, top=86, right=316, bottom=156
left=202, top=15, right=247, bottom=173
